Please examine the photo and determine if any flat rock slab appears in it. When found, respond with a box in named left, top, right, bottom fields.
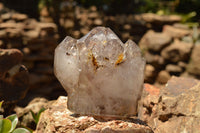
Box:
left=35, top=96, right=153, bottom=133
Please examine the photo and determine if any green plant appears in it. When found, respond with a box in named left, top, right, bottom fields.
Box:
left=0, top=101, right=30, bottom=133
left=181, top=11, right=197, bottom=23
left=31, top=108, right=45, bottom=125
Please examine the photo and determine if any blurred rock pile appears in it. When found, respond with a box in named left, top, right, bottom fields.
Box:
left=1, top=1, right=200, bottom=104
left=140, top=23, right=200, bottom=87
left=0, top=3, right=62, bottom=104
left=40, top=2, right=181, bottom=43
left=39, top=2, right=200, bottom=88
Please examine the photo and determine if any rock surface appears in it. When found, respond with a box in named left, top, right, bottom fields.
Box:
left=138, top=84, right=160, bottom=129
left=35, top=96, right=153, bottom=133
left=155, top=76, right=200, bottom=133
left=139, top=76, right=200, bottom=133
left=54, top=27, right=145, bottom=117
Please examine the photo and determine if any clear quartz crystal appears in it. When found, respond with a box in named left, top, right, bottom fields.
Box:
left=54, top=27, right=145, bottom=117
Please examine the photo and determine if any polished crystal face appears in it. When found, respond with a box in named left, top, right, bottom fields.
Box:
left=54, top=27, right=145, bottom=117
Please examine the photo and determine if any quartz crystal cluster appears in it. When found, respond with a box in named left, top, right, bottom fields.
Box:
left=54, top=27, right=145, bottom=117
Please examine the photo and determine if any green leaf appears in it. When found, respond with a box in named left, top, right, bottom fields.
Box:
left=35, top=108, right=45, bottom=124
left=30, top=111, right=37, bottom=123
left=31, top=108, right=45, bottom=124
left=21, top=126, right=33, bottom=133
left=0, top=119, right=12, bottom=133
left=6, top=114, right=18, bottom=132
left=0, top=101, right=3, bottom=109
left=12, top=128, right=30, bottom=133
left=0, top=115, right=3, bottom=119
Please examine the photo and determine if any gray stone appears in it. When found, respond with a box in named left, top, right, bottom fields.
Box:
left=163, top=25, right=191, bottom=38
left=161, top=39, right=193, bottom=62
left=166, top=64, right=182, bottom=73
left=139, top=30, right=172, bottom=52
left=156, top=70, right=171, bottom=84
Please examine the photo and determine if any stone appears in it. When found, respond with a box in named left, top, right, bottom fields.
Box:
left=0, top=49, right=23, bottom=76
left=0, top=22, right=17, bottom=29
left=178, top=61, right=187, bottom=69
left=37, top=22, right=57, bottom=32
left=173, top=23, right=190, bottom=30
left=141, top=13, right=181, bottom=24
left=90, top=6, right=97, bottom=12
left=0, top=64, right=29, bottom=102
left=0, top=30, right=7, bottom=38
left=144, top=52, right=165, bottom=68
left=23, top=30, right=39, bottom=39
left=138, top=84, right=160, bottom=128
left=123, top=24, right=132, bottom=30
left=64, top=19, right=74, bottom=29
left=88, top=12, right=99, bottom=19
left=166, top=64, right=182, bottom=73
left=156, top=70, right=171, bottom=84
left=163, top=25, right=191, bottom=38
left=139, top=76, right=200, bottom=132
left=154, top=117, right=200, bottom=133
left=187, top=44, right=200, bottom=76
left=12, top=13, right=28, bottom=21
left=160, top=76, right=199, bottom=97
left=139, top=30, right=172, bottom=52
left=35, top=96, right=153, bottom=133
left=161, top=39, right=193, bottom=62
left=1, top=13, right=11, bottom=20
left=54, top=27, right=145, bottom=117
left=154, top=77, right=200, bottom=133
left=94, top=18, right=103, bottom=26
left=6, top=28, right=23, bottom=38
left=0, top=40, right=4, bottom=48
left=144, top=64, right=156, bottom=83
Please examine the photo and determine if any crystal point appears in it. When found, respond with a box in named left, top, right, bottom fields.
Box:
left=54, top=27, right=145, bottom=117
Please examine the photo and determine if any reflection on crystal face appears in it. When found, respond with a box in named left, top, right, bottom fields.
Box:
left=54, top=27, right=146, bottom=117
